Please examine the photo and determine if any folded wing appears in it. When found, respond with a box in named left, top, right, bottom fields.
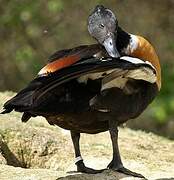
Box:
left=1, top=54, right=157, bottom=121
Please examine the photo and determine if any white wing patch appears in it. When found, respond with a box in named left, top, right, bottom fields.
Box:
left=120, top=56, right=144, bottom=64
left=126, top=67, right=157, bottom=83
left=102, top=56, right=157, bottom=91
left=120, top=56, right=155, bottom=69
left=77, top=69, right=115, bottom=84
left=102, top=77, right=128, bottom=91
left=77, top=56, right=157, bottom=92
left=120, top=56, right=157, bottom=82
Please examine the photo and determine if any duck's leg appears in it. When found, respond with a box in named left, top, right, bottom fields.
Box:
left=70, top=130, right=103, bottom=174
left=108, top=120, right=145, bottom=178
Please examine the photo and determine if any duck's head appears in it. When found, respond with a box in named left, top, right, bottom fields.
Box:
left=88, top=5, right=120, bottom=58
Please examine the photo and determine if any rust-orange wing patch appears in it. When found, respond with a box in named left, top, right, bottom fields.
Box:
left=38, top=55, right=81, bottom=76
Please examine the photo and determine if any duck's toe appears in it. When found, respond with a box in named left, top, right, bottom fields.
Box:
left=76, top=160, right=105, bottom=174
left=116, top=166, right=145, bottom=179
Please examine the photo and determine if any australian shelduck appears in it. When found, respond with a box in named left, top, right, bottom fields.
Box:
left=1, top=5, right=161, bottom=178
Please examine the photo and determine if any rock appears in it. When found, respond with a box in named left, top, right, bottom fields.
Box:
left=0, top=125, right=71, bottom=170
left=0, top=164, right=61, bottom=180
left=58, top=170, right=142, bottom=180
left=0, top=165, right=142, bottom=180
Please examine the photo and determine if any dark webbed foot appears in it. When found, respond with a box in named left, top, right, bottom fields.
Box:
left=76, top=160, right=104, bottom=174
left=117, top=167, right=145, bottom=178
left=108, top=160, right=145, bottom=178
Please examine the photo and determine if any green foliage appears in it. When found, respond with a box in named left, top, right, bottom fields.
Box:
left=48, top=0, right=64, bottom=13
left=152, top=64, right=174, bottom=123
left=15, top=46, right=33, bottom=62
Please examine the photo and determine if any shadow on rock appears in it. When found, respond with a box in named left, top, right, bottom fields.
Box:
left=56, top=170, right=143, bottom=180
left=0, top=135, right=24, bottom=167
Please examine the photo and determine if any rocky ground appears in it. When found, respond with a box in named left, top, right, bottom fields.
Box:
left=0, top=92, right=174, bottom=180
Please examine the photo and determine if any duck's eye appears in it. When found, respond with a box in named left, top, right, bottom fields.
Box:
left=99, top=24, right=105, bottom=29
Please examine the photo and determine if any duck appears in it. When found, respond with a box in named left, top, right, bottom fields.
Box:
left=1, top=5, right=161, bottom=178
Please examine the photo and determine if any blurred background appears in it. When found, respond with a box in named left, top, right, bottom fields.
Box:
left=0, top=0, right=174, bottom=138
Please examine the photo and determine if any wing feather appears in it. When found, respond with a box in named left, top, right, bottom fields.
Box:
left=38, top=44, right=103, bottom=76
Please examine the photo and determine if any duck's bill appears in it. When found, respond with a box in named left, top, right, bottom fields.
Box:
left=103, top=34, right=120, bottom=58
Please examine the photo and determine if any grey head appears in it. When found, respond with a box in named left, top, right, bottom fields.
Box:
left=88, top=5, right=120, bottom=58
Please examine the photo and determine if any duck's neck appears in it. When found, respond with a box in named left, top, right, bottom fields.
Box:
left=116, top=26, right=161, bottom=90
left=116, top=27, right=131, bottom=54
left=116, top=27, right=141, bottom=56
